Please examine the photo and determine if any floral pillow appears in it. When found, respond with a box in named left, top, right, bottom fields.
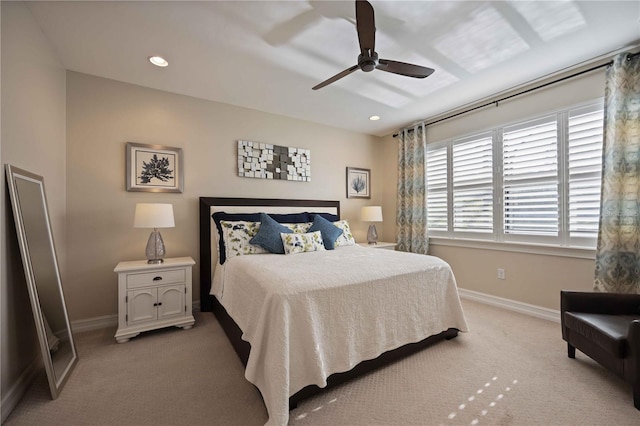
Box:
left=281, top=231, right=326, bottom=255
left=220, top=220, right=314, bottom=261
left=333, top=220, right=356, bottom=247
left=284, top=222, right=312, bottom=234
left=220, top=221, right=267, bottom=259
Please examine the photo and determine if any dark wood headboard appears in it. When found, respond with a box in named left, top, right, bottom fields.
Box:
left=199, top=197, right=340, bottom=311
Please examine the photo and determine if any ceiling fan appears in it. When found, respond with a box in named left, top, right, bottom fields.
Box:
left=312, top=0, right=435, bottom=90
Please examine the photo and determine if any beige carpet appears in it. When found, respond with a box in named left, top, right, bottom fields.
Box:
left=4, top=299, right=639, bottom=426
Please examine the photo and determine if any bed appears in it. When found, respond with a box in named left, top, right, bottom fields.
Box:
left=199, top=197, right=468, bottom=426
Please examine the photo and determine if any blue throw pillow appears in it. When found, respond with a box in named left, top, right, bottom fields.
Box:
left=308, top=214, right=343, bottom=250
left=250, top=213, right=293, bottom=254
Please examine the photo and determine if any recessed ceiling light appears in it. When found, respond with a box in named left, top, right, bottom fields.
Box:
left=369, top=115, right=381, bottom=121
left=148, top=56, right=169, bottom=67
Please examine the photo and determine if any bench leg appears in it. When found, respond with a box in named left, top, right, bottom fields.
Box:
left=567, top=343, right=576, bottom=359
left=634, top=385, right=640, bottom=410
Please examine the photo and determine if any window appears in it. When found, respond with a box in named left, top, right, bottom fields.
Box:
left=452, top=133, right=493, bottom=235
left=502, top=116, right=559, bottom=242
left=567, top=106, right=604, bottom=245
left=426, top=142, right=448, bottom=231
left=426, top=100, right=603, bottom=249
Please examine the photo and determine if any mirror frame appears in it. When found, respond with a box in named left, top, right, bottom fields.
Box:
left=5, top=164, right=78, bottom=399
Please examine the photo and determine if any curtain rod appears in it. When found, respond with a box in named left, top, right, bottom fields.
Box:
left=393, top=50, right=639, bottom=138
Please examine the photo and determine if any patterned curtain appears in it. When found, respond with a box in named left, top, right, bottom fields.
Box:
left=396, top=123, right=429, bottom=254
left=594, top=52, right=640, bottom=293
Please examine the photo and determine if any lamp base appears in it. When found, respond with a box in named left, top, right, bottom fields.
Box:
left=367, top=224, right=378, bottom=244
left=145, top=229, right=166, bottom=264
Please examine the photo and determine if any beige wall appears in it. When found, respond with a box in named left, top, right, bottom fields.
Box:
left=1, top=0, right=67, bottom=409
left=379, top=70, right=606, bottom=311
left=66, top=72, right=381, bottom=321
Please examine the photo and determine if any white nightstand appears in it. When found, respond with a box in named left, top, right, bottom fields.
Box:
left=358, top=242, right=397, bottom=250
left=114, top=256, right=196, bottom=343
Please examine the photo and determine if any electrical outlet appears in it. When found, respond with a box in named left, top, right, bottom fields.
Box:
left=497, top=268, right=506, bottom=280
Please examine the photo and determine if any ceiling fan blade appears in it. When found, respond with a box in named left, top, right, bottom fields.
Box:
left=313, top=65, right=359, bottom=90
left=355, top=0, right=375, bottom=54
left=376, top=59, right=435, bottom=78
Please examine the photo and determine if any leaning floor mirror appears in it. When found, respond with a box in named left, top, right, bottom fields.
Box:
left=5, top=165, right=78, bottom=399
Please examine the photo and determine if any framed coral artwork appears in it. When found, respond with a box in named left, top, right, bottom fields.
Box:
left=346, top=167, right=370, bottom=199
left=125, top=142, right=184, bottom=193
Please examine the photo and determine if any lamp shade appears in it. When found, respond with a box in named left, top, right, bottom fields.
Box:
left=133, top=203, right=175, bottom=228
left=361, top=206, right=383, bottom=222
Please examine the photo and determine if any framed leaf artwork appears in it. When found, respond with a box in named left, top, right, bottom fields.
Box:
left=346, top=167, right=370, bottom=199
left=125, top=142, right=184, bottom=193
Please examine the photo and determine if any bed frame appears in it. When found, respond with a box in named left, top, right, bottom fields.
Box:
left=199, top=196, right=459, bottom=408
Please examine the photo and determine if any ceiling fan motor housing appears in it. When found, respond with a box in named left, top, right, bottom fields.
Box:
left=358, top=51, right=378, bottom=72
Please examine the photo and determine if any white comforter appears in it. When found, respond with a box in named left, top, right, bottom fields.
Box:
left=213, top=245, right=469, bottom=426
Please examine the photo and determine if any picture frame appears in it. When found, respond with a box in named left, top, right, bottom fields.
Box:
left=346, top=167, right=371, bottom=199
left=126, top=142, right=183, bottom=193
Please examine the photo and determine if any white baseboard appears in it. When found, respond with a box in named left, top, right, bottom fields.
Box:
left=458, top=288, right=560, bottom=323
left=70, top=302, right=202, bottom=334
left=71, top=313, right=118, bottom=333
left=1, top=356, right=42, bottom=424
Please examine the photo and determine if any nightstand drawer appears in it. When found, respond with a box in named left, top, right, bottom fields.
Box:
left=126, top=268, right=186, bottom=289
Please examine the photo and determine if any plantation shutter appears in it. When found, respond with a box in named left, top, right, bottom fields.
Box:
left=452, top=133, right=493, bottom=234
left=502, top=116, right=559, bottom=238
left=426, top=144, right=448, bottom=231
left=421, top=100, right=603, bottom=248
left=567, top=105, right=604, bottom=244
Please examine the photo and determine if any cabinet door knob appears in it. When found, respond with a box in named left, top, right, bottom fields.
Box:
left=153, top=276, right=162, bottom=281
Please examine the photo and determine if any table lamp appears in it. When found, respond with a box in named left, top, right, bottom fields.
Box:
left=134, top=203, right=175, bottom=263
left=361, top=206, right=383, bottom=244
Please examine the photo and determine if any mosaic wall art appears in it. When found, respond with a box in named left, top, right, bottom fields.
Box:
left=237, top=140, right=311, bottom=182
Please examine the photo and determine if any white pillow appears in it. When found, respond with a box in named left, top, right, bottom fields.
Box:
left=220, top=221, right=267, bottom=259
left=333, top=220, right=356, bottom=247
left=281, top=231, right=326, bottom=255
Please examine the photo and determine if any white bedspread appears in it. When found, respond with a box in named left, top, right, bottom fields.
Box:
left=213, top=245, right=469, bottom=426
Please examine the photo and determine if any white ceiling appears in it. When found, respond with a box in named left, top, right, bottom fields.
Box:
left=27, top=1, right=640, bottom=137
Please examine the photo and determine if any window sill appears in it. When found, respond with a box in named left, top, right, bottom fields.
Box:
left=428, top=237, right=595, bottom=260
